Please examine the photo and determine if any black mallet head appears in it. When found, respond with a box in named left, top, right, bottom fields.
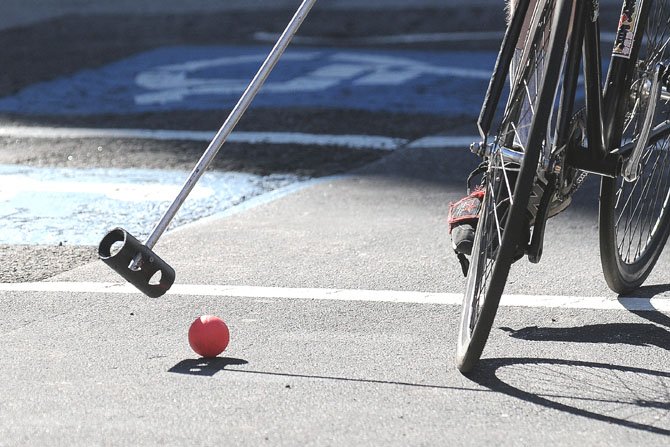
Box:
left=98, top=228, right=175, bottom=298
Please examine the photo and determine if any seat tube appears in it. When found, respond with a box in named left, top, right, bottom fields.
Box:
left=556, top=0, right=585, bottom=148
left=583, top=11, right=608, bottom=158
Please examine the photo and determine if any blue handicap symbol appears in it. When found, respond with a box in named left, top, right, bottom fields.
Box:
left=0, top=46, right=496, bottom=116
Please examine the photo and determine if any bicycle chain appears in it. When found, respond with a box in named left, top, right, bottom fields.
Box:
left=565, top=170, right=589, bottom=198
left=554, top=109, right=589, bottom=202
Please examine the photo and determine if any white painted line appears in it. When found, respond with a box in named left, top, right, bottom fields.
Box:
left=254, top=31, right=505, bottom=45
left=0, top=282, right=456, bottom=304
left=0, top=125, right=480, bottom=151
left=253, top=31, right=619, bottom=46
left=0, top=171, right=215, bottom=202
left=1, top=282, right=669, bottom=312
left=408, top=135, right=479, bottom=149
left=0, top=126, right=406, bottom=151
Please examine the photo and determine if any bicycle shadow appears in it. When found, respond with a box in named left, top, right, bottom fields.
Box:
left=500, top=284, right=670, bottom=348
left=620, top=283, right=670, bottom=299
left=500, top=322, right=670, bottom=350
left=467, top=357, right=670, bottom=435
left=617, top=284, right=670, bottom=329
left=493, top=295, right=670, bottom=435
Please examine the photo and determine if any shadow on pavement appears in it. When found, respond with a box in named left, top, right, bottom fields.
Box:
left=468, top=358, right=670, bottom=436
left=189, top=366, right=491, bottom=394
left=617, top=286, right=670, bottom=333
left=500, top=322, right=670, bottom=350
left=620, top=283, right=670, bottom=299
left=168, top=357, right=249, bottom=377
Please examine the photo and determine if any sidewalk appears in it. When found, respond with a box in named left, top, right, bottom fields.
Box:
left=0, top=0, right=632, bottom=31
left=1, top=1, right=624, bottom=31
left=51, top=142, right=617, bottom=298
left=0, top=0, right=493, bottom=31
left=54, top=145, right=470, bottom=293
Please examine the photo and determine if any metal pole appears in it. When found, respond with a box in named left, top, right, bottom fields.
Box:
left=143, top=0, right=318, bottom=250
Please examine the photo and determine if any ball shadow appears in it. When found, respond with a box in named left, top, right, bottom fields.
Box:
left=168, top=357, right=248, bottom=377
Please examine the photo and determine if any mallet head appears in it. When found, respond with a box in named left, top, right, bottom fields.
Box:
left=98, top=228, right=175, bottom=298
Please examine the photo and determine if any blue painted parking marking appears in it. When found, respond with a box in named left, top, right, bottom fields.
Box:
left=0, top=164, right=301, bottom=245
left=0, top=46, right=496, bottom=116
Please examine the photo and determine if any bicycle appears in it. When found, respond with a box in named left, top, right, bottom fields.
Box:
left=456, top=0, right=670, bottom=373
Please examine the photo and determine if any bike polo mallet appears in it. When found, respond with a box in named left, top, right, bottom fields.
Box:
left=98, top=0, right=318, bottom=298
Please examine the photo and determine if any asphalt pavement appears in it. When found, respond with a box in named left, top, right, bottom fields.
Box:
left=7, top=145, right=670, bottom=445
left=0, top=1, right=669, bottom=445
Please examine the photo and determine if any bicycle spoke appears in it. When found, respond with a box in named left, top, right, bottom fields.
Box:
left=618, top=150, right=659, bottom=260
left=612, top=0, right=670, bottom=265
left=488, top=174, right=505, bottom=246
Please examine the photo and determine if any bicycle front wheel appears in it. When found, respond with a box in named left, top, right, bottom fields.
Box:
left=456, top=0, right=572, bottom=373
left=600, top=0, right=670, bottom=294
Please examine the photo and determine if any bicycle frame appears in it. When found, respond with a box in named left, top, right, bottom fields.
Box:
left=457, top=0, right=670, bottom=373
left=476, top=0, right=657, bottom=178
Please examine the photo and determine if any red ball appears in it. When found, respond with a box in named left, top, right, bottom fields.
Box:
left=188, top=315, right=230, bottom=357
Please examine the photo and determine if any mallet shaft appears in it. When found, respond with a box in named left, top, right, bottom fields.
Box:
left=143, top=0, right=318, bottom=250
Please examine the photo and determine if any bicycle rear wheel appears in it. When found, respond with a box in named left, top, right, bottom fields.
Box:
left=456, top=0, right=572, bottom=373
left=600, top=0, right=670, bottom=294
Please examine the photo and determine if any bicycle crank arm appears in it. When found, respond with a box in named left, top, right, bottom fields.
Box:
left=98, top=228, right=175, bottom=298
left=623, top=64, right=664, bottom=182
left=527, top=175, right=557, bottom=264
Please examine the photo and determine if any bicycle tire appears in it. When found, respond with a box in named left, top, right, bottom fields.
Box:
left=599, top=0, right=670, bottom=294
left=456, top=0, right=572, bottom=373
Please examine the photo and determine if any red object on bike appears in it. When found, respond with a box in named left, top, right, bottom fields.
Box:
left=448, top=187, right=485, bottom=233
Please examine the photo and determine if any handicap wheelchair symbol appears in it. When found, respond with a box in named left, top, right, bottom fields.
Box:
left=134, top=50, right=491, bottom=106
